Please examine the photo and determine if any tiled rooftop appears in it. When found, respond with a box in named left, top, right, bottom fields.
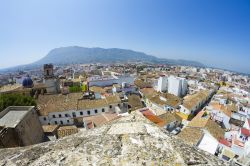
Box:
left=42, top=125, right=59, bottom=133
left=141, top=88, right=181, bottom=108
left=178, top=127, right=203, bottom=145
left=183, top=90, right=210, bottom=110
left=128, top=94, right=144, bottom=111
left=82, top=113, right=120, bottom=127
left=134, top=79, right=152, bottom=89
left=158, top=112, right=182, bottom=124
left=37, top=93, right=121, bottom=116
left=179, top=110, right=225, bottom=145
left=209, top=101, right=237, bottom=117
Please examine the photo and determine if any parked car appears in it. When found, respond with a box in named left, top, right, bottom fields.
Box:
left=170, top=127, right=181, bottom=135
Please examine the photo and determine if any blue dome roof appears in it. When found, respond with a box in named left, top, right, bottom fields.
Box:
left=22, top=76, right=33, bottom=88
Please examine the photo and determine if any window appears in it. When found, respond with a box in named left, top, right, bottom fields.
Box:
left=65, top=114, right=68, bottom=117
left=102, top=108, right=105, bottom=112
left=109, top=105, right=112, bottom=109
left=80, top=111, right=83, bottom=115
left=53, top=115, right=56, bottom=118
left=87, top=111, right=90, bottom=115
left=72, top=112, right=76, bottom=118
left=67, top=120, right=70, bottom=123
left=222, top=155, right=230, bottom=161
left=60, top=121, right=63, bottom=125
left=55, top=121, right=58, bottom=124
left=43, top=117, right=46, bottom=121
left=59, top=114, right=62, bottom=118
left=95, top=110, right=98, bottom=114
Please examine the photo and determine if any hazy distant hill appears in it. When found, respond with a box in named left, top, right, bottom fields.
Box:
left=0, top=46, right=205, bottom=72
left=33, top=46, right=158, bottom=65
left=33, top=46, right=205, bottom=66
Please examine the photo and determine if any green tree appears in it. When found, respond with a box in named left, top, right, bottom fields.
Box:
left=69, top=86, right=82, bottom=93
left=0, top=94, right=36, bottom=112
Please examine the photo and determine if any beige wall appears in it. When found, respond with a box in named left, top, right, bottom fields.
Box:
left=15, top=109, right=44, bottom=146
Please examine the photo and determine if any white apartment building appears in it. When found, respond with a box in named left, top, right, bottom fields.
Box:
left=168, top=76, right=187, bottom=97
left=156, top=76, right=168, bottom=92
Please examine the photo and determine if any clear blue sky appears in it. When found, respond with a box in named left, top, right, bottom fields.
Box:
left=0, top=0, right=249, bottom=73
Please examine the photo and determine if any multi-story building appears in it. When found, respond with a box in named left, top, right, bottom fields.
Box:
left=178, top=90, right=215, bottom=119
left=156, top=76, right=168, bottom=92
left=38, top=93, right=124, bottom=127
left=168, top=76, right=187, bottom=97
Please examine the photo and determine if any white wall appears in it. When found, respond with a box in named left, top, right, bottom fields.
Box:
left=211, top=110, right=230, bottom=129
left=179, top=105, right=191, bottom=115
left=168, top=76, right=187, bottom=97
left=157, top=76, right=168, bottom=92
left=168, top=76, right=181, bottom=96
left=39, top=103, right=122, bottom=126
left=181, top=78, right=188, bottom=96
left=197, top=132, right=219, bottom=155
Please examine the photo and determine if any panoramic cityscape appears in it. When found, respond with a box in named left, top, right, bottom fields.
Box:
left=0, top=0, right=250, bottom=166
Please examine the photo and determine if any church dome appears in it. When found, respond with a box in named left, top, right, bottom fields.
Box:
left=22, top=75, right=33, bottom=88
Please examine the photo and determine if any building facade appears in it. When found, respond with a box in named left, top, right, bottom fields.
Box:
left=0, top=106, right=44, bottom=148
left=156, top=76, right=168, bottom=92
left=43, top=64, right=60, bottom=94
left=168, top=76, right=187, bottom=97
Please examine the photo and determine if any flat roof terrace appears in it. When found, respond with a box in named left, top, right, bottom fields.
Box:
left=0, top=106, right=34, bottom=128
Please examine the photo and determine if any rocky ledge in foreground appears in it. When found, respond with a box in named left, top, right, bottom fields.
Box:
left=0, top=111, right=227, bottom=166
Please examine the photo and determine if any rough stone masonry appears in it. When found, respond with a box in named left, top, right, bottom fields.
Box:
left=0, top=111, right=228, bottom=166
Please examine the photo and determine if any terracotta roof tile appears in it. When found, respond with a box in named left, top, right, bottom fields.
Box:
left=128, top=94, right=144, bottom=111
left=219, top=138, right=232, bottom=147
left=205, top=119, right=225, bottom=140
left=37, top=93, right=121, bottom=116
left=187, top=111, right=209, bottom=128
left=186, top=111, right=225, bottom=140
left=183, top=90, right=210, bottom=110
left=210, top=102, right=232, bottom=117
left=158, top=112, right=182, bottom=124
left=241, top=128, right=250, bottom=137
left=141, top=88, right=181, bottom=108
left=82, top=113, right=120, bottom=127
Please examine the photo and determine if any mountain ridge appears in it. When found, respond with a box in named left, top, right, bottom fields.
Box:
left=0, top=46, right=205, bottom=72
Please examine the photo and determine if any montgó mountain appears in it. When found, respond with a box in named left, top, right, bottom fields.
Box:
left=0, top=46, right=205, bottom=72
left=34, top=46, right=205, bottom=67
